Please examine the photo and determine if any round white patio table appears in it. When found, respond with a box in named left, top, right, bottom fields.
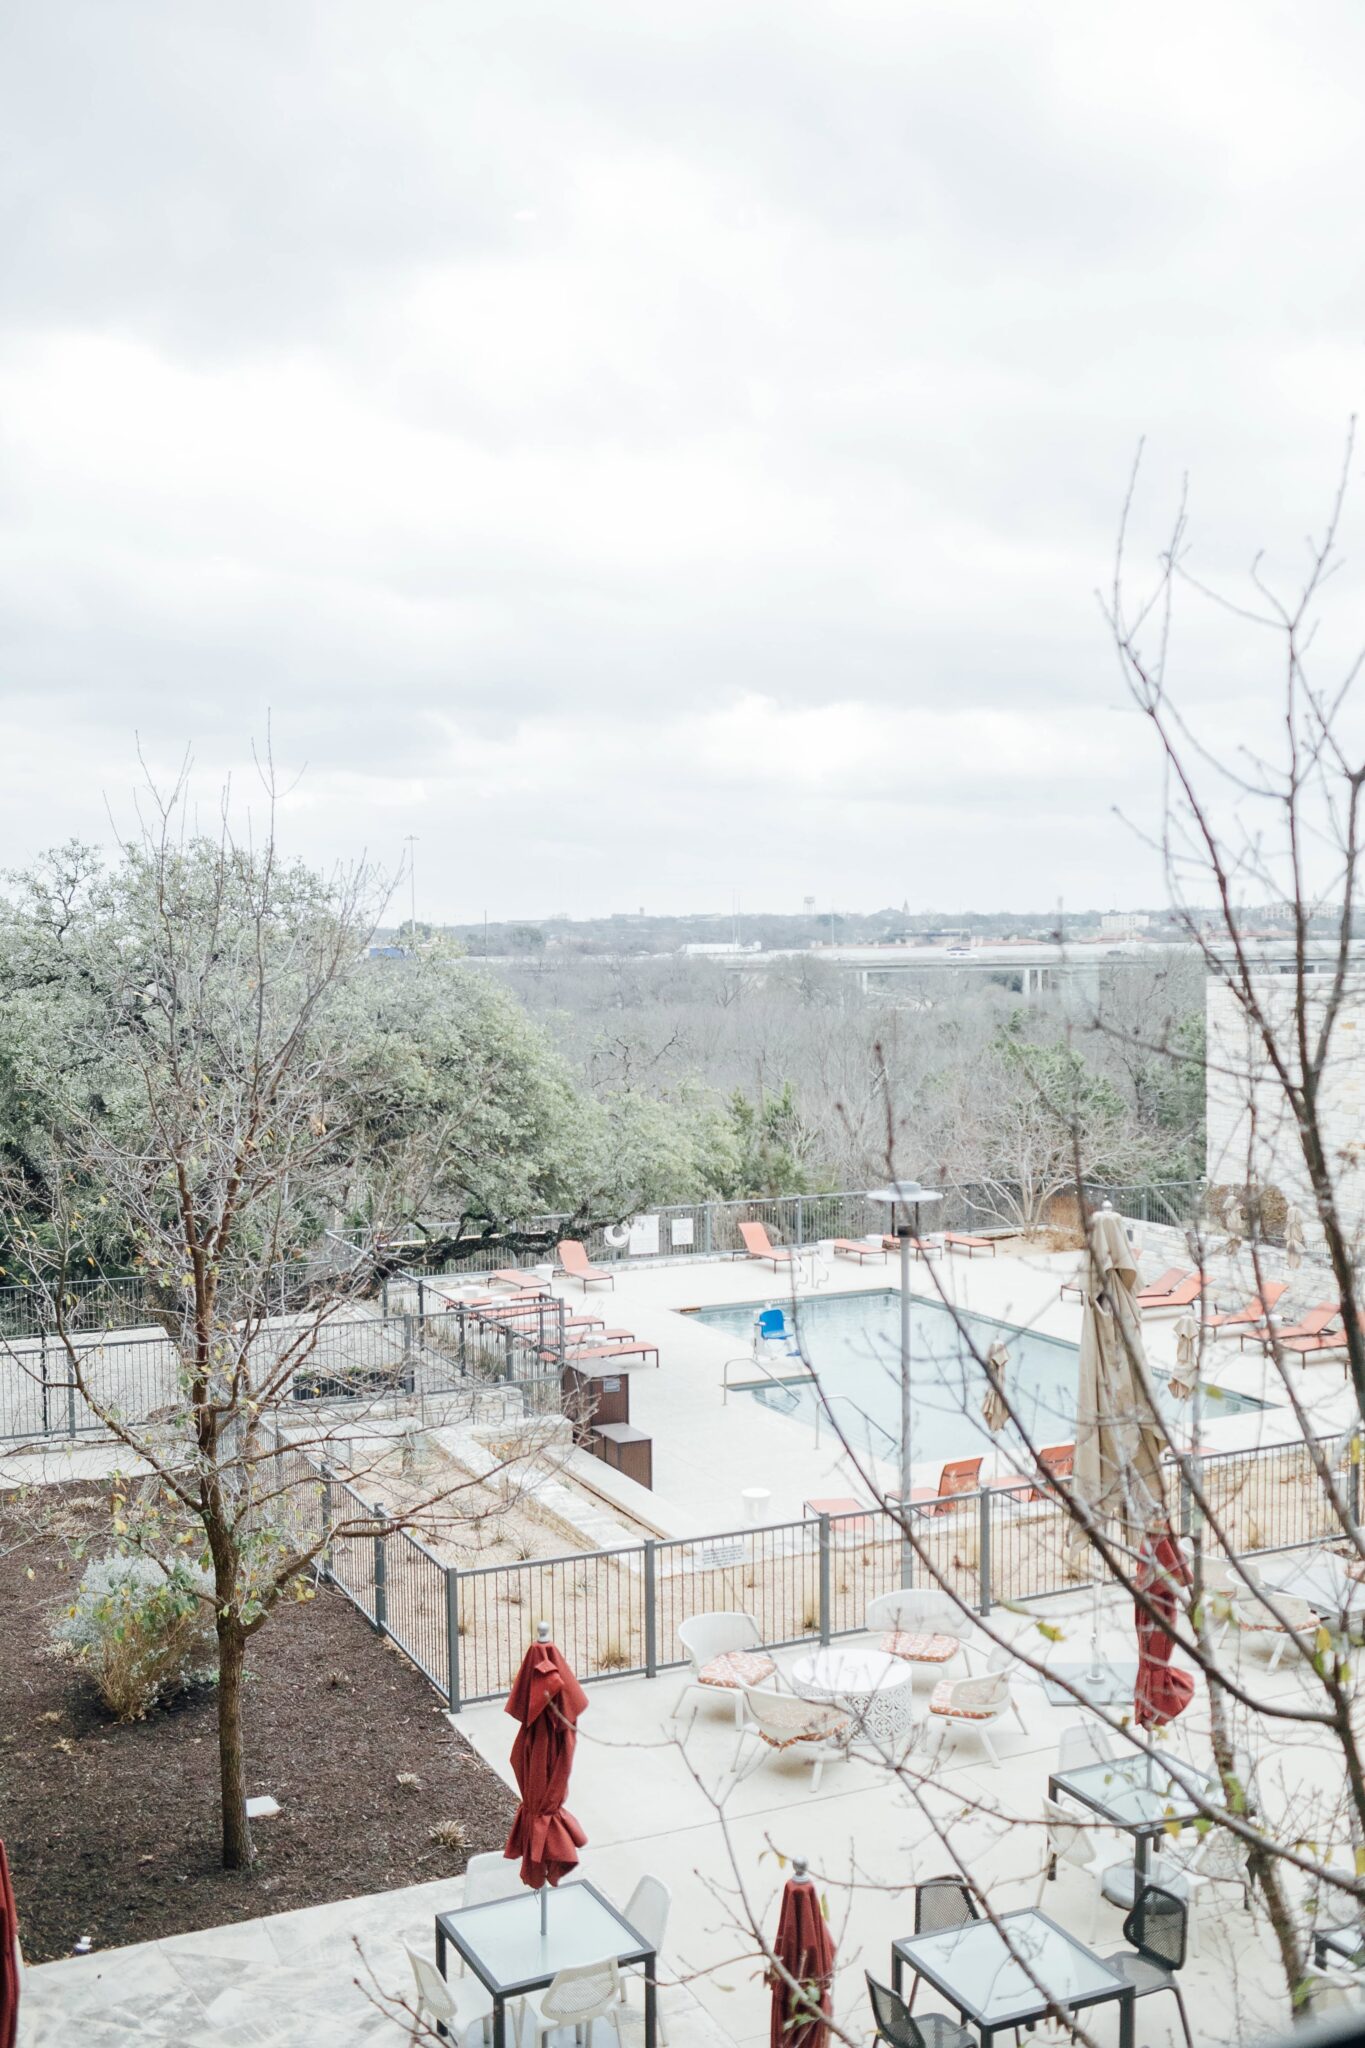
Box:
left=789, top=1645, right=918, bottom=1751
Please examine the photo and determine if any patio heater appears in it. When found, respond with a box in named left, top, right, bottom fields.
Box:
left=868, top=1181, right=943, bottom=1588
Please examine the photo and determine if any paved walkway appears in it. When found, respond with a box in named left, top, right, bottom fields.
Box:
left=18, top=1870, right=732, bottom=2048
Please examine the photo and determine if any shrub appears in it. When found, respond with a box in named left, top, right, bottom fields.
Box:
left=52, top=1554, right=215, bottom=1721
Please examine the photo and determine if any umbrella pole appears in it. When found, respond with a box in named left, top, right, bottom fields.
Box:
left=541, top=1883, right=548, bottom=1937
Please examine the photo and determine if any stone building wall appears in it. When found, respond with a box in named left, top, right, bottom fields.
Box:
left=1206, top=974, right=1365, bottom=1254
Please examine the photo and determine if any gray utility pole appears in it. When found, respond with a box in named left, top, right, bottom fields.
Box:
left=404, top=835, right=418, bottom=938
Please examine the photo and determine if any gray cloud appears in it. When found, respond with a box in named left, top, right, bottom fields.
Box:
left=1, top=0, right=1363, bottom=915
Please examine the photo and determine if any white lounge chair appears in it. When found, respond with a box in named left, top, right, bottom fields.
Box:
left=672, top=1612, right=777, bottom=1725
left=734, top=1684, right=850, bottom=1791
left=927, top=1670, right=1025, bottom=1769
left=866, top=1589, right=972, bottom=1677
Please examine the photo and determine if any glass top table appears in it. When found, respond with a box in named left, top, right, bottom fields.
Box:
left=1259, top=1553, right=1365, bottom=1622
left=892, top=1908, right=1134, bottom=2048
left=1049, top=1752, right=1213, bottom=1887
left=436, top=1879, right=655, bottom=2048
left=1040, top=1660, right=1139, bottom=1708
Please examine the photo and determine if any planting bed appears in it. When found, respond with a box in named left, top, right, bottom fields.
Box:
left=0, top=1484, right=518, bottom=1962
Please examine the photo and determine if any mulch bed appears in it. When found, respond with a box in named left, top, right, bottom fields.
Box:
left=0, top=1485, right=518, bottom=1962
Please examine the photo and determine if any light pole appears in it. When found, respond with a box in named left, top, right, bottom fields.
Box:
left=404, top=834, right=418, bottom=943
left=868, top=1179, right=943, bottom=1587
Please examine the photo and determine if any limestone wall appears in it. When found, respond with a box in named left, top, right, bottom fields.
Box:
left=1206, top=974, right=1365, bottom=1253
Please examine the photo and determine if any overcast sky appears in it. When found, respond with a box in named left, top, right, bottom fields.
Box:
left=3, top=1, right=1364, bottom=921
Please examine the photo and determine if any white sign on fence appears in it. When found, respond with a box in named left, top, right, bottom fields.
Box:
left=627, top=1213, right=661, bottom=1257
left=670, top=1218, right=695, bottom=1248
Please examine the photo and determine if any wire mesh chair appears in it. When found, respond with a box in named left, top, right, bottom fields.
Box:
left=1102, top=1883, right=1194, bottom=2048
left=905, top=1878, right=980, bottom=2011
left=404, top=1944, right=494, bottom=2046
left=914, top=1876, right=980, bottom=1934
left=522, top=1958, right=623, bottom=2048
left=866, top=1972, right=974, bottom=2048
left=619, top=1875, right=671, bottom=2045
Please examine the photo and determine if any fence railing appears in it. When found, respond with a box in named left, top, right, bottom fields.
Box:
left=0, top=1307, right=562, bottom=1443
left=0, top=1257, right=359, bottom=1342
left=279, top=1424, right=1359, bottom=1712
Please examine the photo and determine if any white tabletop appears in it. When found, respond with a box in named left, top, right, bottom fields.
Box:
left=790, top=1645, right=911, bottom=1694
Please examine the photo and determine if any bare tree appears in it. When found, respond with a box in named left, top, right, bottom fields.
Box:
left=0, top=770, right=557, bottom=1870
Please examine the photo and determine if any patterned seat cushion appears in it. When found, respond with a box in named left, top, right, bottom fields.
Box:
left=698, top=1648, right=777, bottom=1689
left=881, top=1630, right=959, bottom=1664
left=929, top=1680, right=1000, bottom=1720
left=758, top=1714, right=851, bottom=1750
left=1239, top=1612, right=1318, bottom=1633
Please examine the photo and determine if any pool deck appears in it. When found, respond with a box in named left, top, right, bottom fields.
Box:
left=530, top=1244, right=1353, bottom=1539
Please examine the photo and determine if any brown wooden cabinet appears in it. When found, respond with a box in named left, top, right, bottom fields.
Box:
left=589, top=1422, right=653, bottom=1491
left=562, top=1366, right=630, bottom=1440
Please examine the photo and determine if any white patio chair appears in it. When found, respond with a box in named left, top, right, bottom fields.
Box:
left=1035, top=1796, right=1130, bottom=1942
left=1056, top=1721, right=1117, bottom=1774
left=521, top=1957, right=622, bottom=2048
left=927, top=1670, right=1024, bottom=1770
left=463, top=1850, right=526, bottom=1907
left=734, top=1684, right=850, bottom=1791
left=619, top=1874, right=671, bottom=2045
left=673, top=1612, right=777, bottom=1726
left=404, top=1943, right=494, bottom=2046
left=866, top=1589, right=972, bottom=1678
left=1231, top=1590, right=1319, bottom=1672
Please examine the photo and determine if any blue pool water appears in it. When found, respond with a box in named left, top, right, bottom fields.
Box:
left=691, top=1289, right=1262, bottom=1470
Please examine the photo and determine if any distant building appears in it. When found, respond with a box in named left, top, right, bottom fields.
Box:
left=1206, top=973, right=1365, bottom=1240
left=682, top=941, right=762, bottom=956
left=1100, top=911, right=1152, bottom=937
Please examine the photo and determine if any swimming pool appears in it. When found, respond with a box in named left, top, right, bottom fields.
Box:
left=691, top=1289, right=1263, bottom=1470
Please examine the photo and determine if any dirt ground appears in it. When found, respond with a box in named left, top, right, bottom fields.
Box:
left=0, top=1485, right=518, bottom=1963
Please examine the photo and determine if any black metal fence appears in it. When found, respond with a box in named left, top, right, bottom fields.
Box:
left=0, top=1307, right=563, bottom=1442
left=274, top=1424, right=1361, bottom=1712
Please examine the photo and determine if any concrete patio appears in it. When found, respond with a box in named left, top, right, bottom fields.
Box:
left=19, top=1576, right=1344, bottom=2048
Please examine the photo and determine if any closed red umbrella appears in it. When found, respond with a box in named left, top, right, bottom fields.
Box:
left=1134, top=1531, right=1195, bottom=1729
left=1, top=1839, right=20, bottom=2048
left=769, top=1861, right=835, bottom=2048
left=504, top=1624, right=589, bottom=1894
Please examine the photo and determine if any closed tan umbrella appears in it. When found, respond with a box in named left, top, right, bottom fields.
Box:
left=1072, top=1207, right=1167, bottom=1556
left=1285, top=1203, right=1306, bottom=1270
left=981, top=1338, right=1011, bottom=1433
left=1168, top=1312, right=1199, bottom=1402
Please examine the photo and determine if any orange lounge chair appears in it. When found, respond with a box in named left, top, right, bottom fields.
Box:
left=1138, top=1273, right=1206, bottom=1313
left=1278, top=1312, right=1356, bottom=1360
left=833, top=1239, right=889, bottom=1264
left=1070, top=1263, right=1179, bottom=1306
left=1203, top=1282, right=1288, bottom=1335
left=1028, top=1442, right=1074, bottom=1499
left=1135, top=1267, right=1193, bottom=1305
left=490, top=1267, right=542, bottom=1288
left=556, top=1239, right=615, bottom=1291
left=1240, top=1301, right=1339, bottom=1353
left=880, top=1235, right=943, bottom=1259
left=944, top=1233, right=996, bottom=1257
left=900, top=1456, right=1024, bottom=1515
left=738, top=1220, right=797, bottom=1269
left=803, top=1495, right=878, bottom=1540
left=540, top=1338, right=659, bottom=1368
